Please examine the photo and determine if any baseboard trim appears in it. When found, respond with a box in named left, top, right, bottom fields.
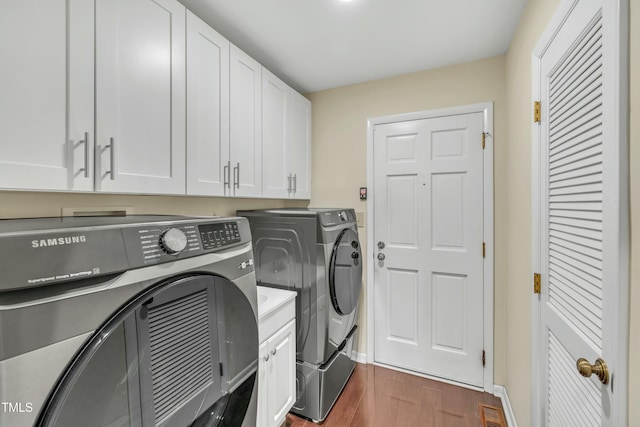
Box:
left=493, top=385, right=517, bottom=427
left=351, top=351, right=367, bottom=364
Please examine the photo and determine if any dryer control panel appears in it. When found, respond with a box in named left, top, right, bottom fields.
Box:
left=319, top=209, right=356, bottom=227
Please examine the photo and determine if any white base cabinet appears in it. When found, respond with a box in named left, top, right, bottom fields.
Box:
left=259, top=319, right=296, bottom=427
left=257, top=287, right=296, bottom=427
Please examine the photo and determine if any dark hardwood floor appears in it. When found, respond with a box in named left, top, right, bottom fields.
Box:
left=286, top=363, right=505, bottom=427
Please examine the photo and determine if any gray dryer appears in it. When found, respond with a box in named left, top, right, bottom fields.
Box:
left=237, top=208, right=363, bottom=422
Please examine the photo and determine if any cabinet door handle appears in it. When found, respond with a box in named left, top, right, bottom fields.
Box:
left=81, top=132, right=90, bottom=178
left=223, top=161, right=230, bottom=189
left=107, top=137, right=115, bottom=180
left=271, top=348, right=277, bottom=356
left=264, top=354, right=270, bottom=362
left=234, top=162, right=240, bottom=189
left=287, top=174, right=292, bottom=193
left=293, top=174, right=297, bottom=194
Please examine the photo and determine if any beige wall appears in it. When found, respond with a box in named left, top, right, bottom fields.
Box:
left=308, top=55, right=508, bottom=384
left=503, top=0, right=560, bottom=424
left=505, top=0, right=639, bottom=425
left=0, top=191, right=307, bottom=219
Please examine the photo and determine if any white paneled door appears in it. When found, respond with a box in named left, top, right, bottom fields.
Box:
left=533, top=0, right=628, bottom=425
left=373, top=113, right=485, bottom=387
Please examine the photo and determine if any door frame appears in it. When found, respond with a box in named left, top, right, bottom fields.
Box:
left=366, top=102, right=495, bottom=392
left=531, top=0, right=629, bottom=425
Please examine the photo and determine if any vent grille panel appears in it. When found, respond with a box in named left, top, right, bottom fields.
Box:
left=547, top=16, right=603, bottom=354
left=548, top=332, right=601, bottom=427
left=148, top=290, right=213, bottom=424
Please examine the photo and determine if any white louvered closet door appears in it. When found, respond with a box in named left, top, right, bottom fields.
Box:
left=535, top=0, right=627, bottom=425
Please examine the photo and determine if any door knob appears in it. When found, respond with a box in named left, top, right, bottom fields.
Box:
left=377, top=253, right=385, bottom=261
left=576, top=358, right=609, bottom=385
left=377, top=241, right=385, bottom=250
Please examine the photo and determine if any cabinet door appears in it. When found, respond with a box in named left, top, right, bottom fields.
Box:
left=257, top=340, right=269, bottom=427
left=268, top=319, right=296, bottom=427
left=96, top=0, right=186, bottom=195
left=286, top=90, right=312, bottom=199
left=186, top=11, right=229, bottom=196
left=0, top=0, right=94, bottom=191
left=261, top=69, right=289, bottom=199
left=229, top=45, right=262, bottom=197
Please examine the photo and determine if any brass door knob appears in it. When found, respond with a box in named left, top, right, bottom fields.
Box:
left=576, top=358, right=609, bottom=385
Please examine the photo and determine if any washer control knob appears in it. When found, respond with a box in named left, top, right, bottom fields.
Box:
left=160, top=228, right=188, bottom=255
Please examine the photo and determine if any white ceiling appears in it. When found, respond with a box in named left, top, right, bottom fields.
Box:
left=179, top=0, right=527, bottom=93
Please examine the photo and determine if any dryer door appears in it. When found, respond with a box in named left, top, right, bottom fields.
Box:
left=329, top=228, right=363, bottom=316
left=37, top=274, right=258, bottom=427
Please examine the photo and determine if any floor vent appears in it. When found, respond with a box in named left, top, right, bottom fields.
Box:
left=479, top=403, right=507, bottom=427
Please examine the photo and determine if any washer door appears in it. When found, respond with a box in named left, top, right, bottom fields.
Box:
left=37, top=274, right=258, bottom=427
left=329, top=228, right=363, bottom=316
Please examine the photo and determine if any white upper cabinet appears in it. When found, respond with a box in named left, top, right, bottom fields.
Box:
left=229, top=45, right=262, bottom=198
left=286, top=89, right=312, bottom=199
left=0, top=0, right=94, bottom=191
left=186, top=11, right=230, bottom=197
left=262, top=69, right=289, bottom=199
left=0, top=1, right=310, bottom=199
left=261, top=69, right=312, bottom=200
left=95, top=0, right=186, bottom=195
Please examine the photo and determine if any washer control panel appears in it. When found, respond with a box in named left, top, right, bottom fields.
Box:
left=198, top=222, right=241, bottom=250
left=136, top=224, right=201, bottom=262
left=0, top=216, right=253, bottom=291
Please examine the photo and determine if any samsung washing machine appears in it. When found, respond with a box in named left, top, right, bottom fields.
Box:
left=0, top=215, right=259, bottom=427
left=237, top=208, right=362, bottom=422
